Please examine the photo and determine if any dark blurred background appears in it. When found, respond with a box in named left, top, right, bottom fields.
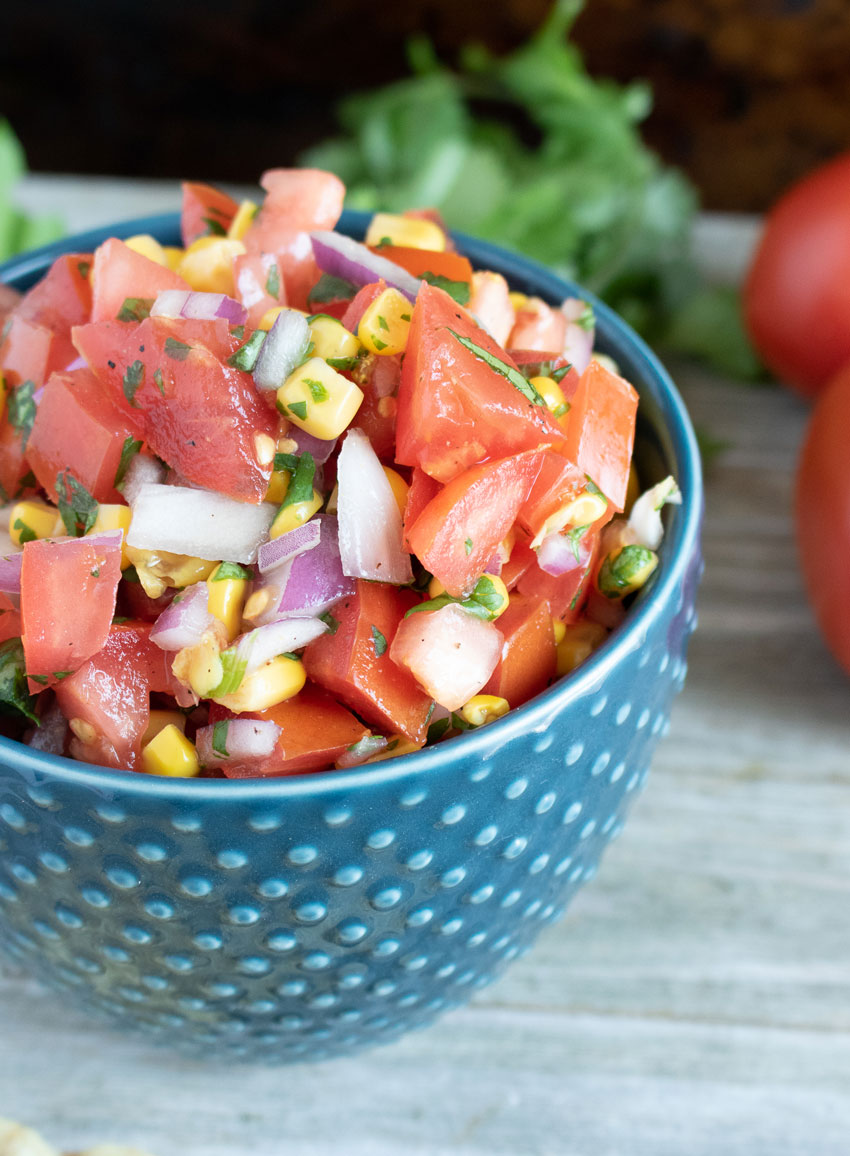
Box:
left=2, top=0, right=848, bottom=211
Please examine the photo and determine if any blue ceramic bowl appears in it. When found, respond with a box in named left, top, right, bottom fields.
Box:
left=0, top=212, right=702, bottom=1061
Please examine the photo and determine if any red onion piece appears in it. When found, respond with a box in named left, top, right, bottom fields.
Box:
left=311, top=230, right=421, bottom=302
left=561, top=297, right=594, bottom=375
left=64, top=355, right=87, bottom=372
left=337, top=428, right=413, bottom=585
left=253, top=309, right=311, bottom=391
left=251, top=514, right=353, bottom=622
left=0, top=553, right=23, bottom=596
left=196, top=718, right=282, bottom=768
left=536, top=527, right=593, bottom=577
left=26, top=700, right=69, bottom=755
left=151, top=289, right=247, bottom=327
left=286, top=426, right=337, bottom=465
left=335, top=734, right=388, bottom=769
left=150, top=581, right=215, bottom=651
left=257, top=519, right=321, bottom=575
left=235, top=616, right=328, bottom=674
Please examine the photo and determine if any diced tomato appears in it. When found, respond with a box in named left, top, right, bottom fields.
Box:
left=517, top=533, right=601, bottom=623
left=180, top=181, right=239, bottom=247
left=232, top=252, right=288, bottom=328
left=500, top=538, right=537, bottom=591
left=369, top=246, right=473, bottom=285
left=117, top=579, right=175, bottom=623
left=349, top=352, right=400, bottom=460
left=15, top=254, right=92, bottom=333
left=219, top=684, right=369, bottom=777
left=90, top=239, right=190, bottom=324
left=481, top=593, right=556, bottom=706
left=395, top=283, right=565, bottom=483
left=0, top=313, right=75, bottom=389
left=0, top=284, right=21, bottom=324
left=73, top=316, right=276, bottom=503
left=303, top=580, right=433, bottom=743
left=0, top=593, right=21, bottom=645
left=509, top=350, right=580, bottom=401
left=341, top=280, right=385, bottom=332
left=0, top=413, right=32, bottom=501
left=21, top=535, right=123, bottom=691
left=26, top=368, right=140, bottom=504
left=242, top=168, right=345, bottom=311
left=389, top=602, right=503, bottom=712
left=508, top=297, right=567, bottom=353
left=54, top=621, right=186, bottom=771
left=518, top=450, right=587, bottom=541
left=406, top=450, right=544, bottom=598
left=563, top=359, right=638, bottom=511
left=402, top=466, right=442, bottom=551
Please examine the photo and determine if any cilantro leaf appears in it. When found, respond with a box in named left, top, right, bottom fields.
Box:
left=371, top=625, right=388, bottom=657
left=420, top=272, right=470, bottom=305
left=56, top=470, right=98, bottom=537
left=227, top=329, right=266, bottom=371
left=164, top=337, right=192, bottom=361
left=307, top=272, right=358, bottom=309
left=0, top=639, right=39, bottom=724
left=116, top=296, right=154, bottom=323
left=265, top=262, right=281, bottom=298
left=122, top=360, right=145, bottom=407
left=114, top=436, right=143, bottom=488
left=212, top=562, right=252, bottom=582
left=212, top=720, right=230, bottom=757
left=278, top=452, right=316, bottom=510
left=447, top=328, right=545, bottom=406
left=7, top=380, right=36, bottom=446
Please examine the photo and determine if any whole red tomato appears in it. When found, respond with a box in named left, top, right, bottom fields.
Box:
left=795, top=362, right=850, bottom=673
left=745, top=152, right=850, bottom=399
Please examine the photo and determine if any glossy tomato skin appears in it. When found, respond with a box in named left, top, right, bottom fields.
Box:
left=744, top=152, right=850, bottom=398
left=180, top=181, right=239, bottom=247
left=795, top=362, right=850, bottom=672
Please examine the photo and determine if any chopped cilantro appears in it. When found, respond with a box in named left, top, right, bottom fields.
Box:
left=464, top=537, right=474, bottom=556
left=371, top=625, right=387, bottom=657
left=326, top=354, right=360, bottom=372
left=405, top=573, right=504, bottom=621
left=319, top=610, right=340, bottom=635
left=307, top=272, right=358, bottom=308
left=52, top=671, right=73, bottom=680
left=426, top=716, right=451, bottom=744
left=377, top=314, right=389, bottom=332
left=56, top=471, right=98, bottom=537
left=446, top=329, right=545, bottom=406
left=288, top=400, right=308, bottom=421
left=28, top=674, right=48, bottom=687
left=371, top=336, right=388, bottom=351
left=76, top=260, right=91, bottom=279
left=565, top=523, right=590, bottom=563
left=230, top=324, right=245, bottom=341
left=122, top=360, right=145, bottom=407
left=0, top=318, right=11, bottom=345
left=213, top=561, right=252, bottom=582
left=551, top=364, right=573, bottom=383
left=90, top=567, right=100, bottom=578
left=202, top=216, right=228, bottom=236
left=420, top=272, right=470, bottom=305
left=265, top=262, right=281, bottom=298
left=7, top=380, right=36, bottom=446
left=304, top=377, right=329, bottom=403
left=114, top=436, right=143, bottom=488
left=12, top=518, right=35, bottom=545
left=153, top=368, right=165, bottom=395
left=212, top=720, right=230, bottom=757
left=278, top=452, right=315, bottom=510
left=116, top=296, right=154, bottom=323
left=164, top=337, right=192, bottom=361
left=0, top=639, right=39, bottom=724
left=227, top=329, right=267, bottom=371
left=210, top=648, right=248, bottom=697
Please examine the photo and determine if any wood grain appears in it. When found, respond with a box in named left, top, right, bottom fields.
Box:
left=1, top=183, right=849, bottom=1155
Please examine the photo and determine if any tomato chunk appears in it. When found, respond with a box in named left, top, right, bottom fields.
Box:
left=90, top=239, right=189, bottom=324
left=181, top=181, right=239, bottom=247
left=481, top=593, right=556, bottom=707
left=406, top=450, right=544, bottom=598
left=15, top=253, right=92, bottom=333
left=370, top=246, right=473, bottom=285
left=219, top=684, right=369, bottom=777
left=21, top=535, right=123, bottom=690
left=395, top=283, right=565, bottom=482
left=563, top=359, right=638, bottom=511
left=26, top=368, right=139, bottom=504
left=303, top=580, right=433, bottom=743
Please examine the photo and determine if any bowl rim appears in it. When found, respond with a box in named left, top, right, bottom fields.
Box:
left=0, top=210, right=703, bottom=799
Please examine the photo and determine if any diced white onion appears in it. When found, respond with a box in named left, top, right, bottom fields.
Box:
left=252, top=309, right=311, bottom=391
left=337, top=428, right=413, bottom=585
left=119, top=453, right=167, bottom=505
left=235, top=616, right=328, bottom=674
left=195, top=718, right=282, bottom=767
left=627, top=476, right=681, bottom=550
left=127, top=484, right=276, bottom=563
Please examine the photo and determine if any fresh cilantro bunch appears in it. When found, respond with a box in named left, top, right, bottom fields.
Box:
left=302, top=0, right=759, bottom=375
left=0, top=119, right=63, bottom=260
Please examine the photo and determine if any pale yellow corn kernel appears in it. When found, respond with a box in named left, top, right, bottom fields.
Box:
left=277, top=356, right=363, bottom=441
left=172, top=630, right=225, bottom=698
left=428, top=576, right=447, bottom=599
left=508, top=291, right=529, bottom=311
left=460, top=695, right=510, bottom=728
left=377, top=396, right=397, bottom=420
left=213, top=654, right=306, bottom=713
left=365, top=212, right=446, bottom=252
left=141, top=709, right=187, bottom=748
left=257, top=306, right=294, bottom=331
left=207, top=565, right=249, bottom=642
left=269, top=491, right=323, bottom=540
left=556, top=621, right=608, bottom=677
left=529, top=375, right=569, bottom=419
left=552, top=617, right=566, bottom=645
left=163, top=246, right=185, bottom=271
left=242, top=587, right=275, bottom=624
left=69, top=717, right=98, bottom=746
left=265, top=470, right=289, bottom=505
left=530, top=488, right=609, bottom=549
left=357, top=288, right=412, bottom=356
left=254, top=432, right=276, bottom=468
left=176, top=236, right=246, bottom=295
left=142, top=723, right=200, bottom=778
left=125, top=546, right=217, bottom=599
left=482, top=574, right=510, bottom=620
left=88, top=503, right=133, bottom=567
left=124, top=234, right=169, bottom=266
left=367, top=734, right=425, bottom=762
left=382, top=466, right=409, bottom=516
left=308, top=314, right=361, bottom=362
left=227, top=198, right=259, bottom=241
left=596, top=544, right=658, bottom=600
left=624, top=463, right=641, bottom=514
left=325, top=483, right=339, bottom=516
left=9, top=500, right=62, bottom=546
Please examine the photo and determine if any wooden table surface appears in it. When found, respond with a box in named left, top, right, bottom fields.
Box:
left=1, top=179, right=848, bottom=1156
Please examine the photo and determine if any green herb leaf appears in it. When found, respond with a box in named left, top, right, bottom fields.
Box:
left=597, top=544, right=657, bottom=599
left=122, top=360, right=145, bottom=407
left=7, top=380, right=36, bottom=446
left=464, top=537, right=474, bottom=556
left=326, top=354, right=361, bottom=372
left=211, top=648, right=248, bottom=698
left=426, top=715, right=451, bottom=744
left=114, top=436, right=143, bottom=488
left=319, top=610, right=340, bottom=635
left=288, top=400, right=308, bottom=421
left=0, top=639, right=39, bottom=724
left=164, top=337, right=192, bottom=361
left=12, top=518, right=35, bottom=545
left=116, top=296, right=154, bottom=323
left=307, top=272, right=358, bottom=309
left=227, top=328, right=267, bottom=371
left=304, top=377, right=329, bottom=403
left=212, top=719, right=230, bottom=757
left=371, top=625, right=388, bottom=657
left=202, top=216, right=228, bottom=237
left=56, top=470, right=98, bottom=537
left=447, top=328, right=545, bottom=406
left=405, top=573, right=504, bottom=621
left=153, top=368, right=165, bottom=395
left=265, top=262, right=281, bottom=298
left=279, top=452, right=316, bottom=509
left=212, top=561, right=252, bottom=582
left=420, top=272, right=470, bottom=305
left=565, top=523, right=590, bottom=563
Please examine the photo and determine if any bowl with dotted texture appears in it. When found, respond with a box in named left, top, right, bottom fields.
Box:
left=0, top=212, right=703, bottom=1062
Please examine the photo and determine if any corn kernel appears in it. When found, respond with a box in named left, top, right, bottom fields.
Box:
left=377, top=396, right=397, bottom=419
left=254, top=432, right=276, bottom=467
left=213, top=654, right=306, bottom=713
left=269, top=491, right=323, bottom=539
left=428, top=576, right=447, bottom=599
left=366, top=734, right=424, bottom=762
left=308, top=315, right=361, bottom=363
left=277, top=356, right=363, bottom=441
left=556, top=622, right=608, bottom=676
left=172, top=629, right=226, bottom=698
left=460, top=695, right=510, bottom=728
left=124, top=234, right=169, bottom=266
left=87, top=503, right=133, bottom=567
left=9, top=500, right=62, bottom=546
left=126, top=545, right=217, bottom=599
left=529, top=375, right=569, bottom=420
left=227, top=198, right=259, bottom=241
left=142, top=723, right=200, bottom=778
left=265, top=470, right=289, bottom=505
left=206, top=564, right=249, bottom=642
left=478, top=574, right=510, bottom=619
left=242, top=587, right=275, bottom=624
left=69, top=717, right=97, bottom=745
left=142, top=709, right=187, bottom=748
left=258, top=307, right=285, bottom=331
left=358, top=288, right=412, bottom=356
left=508, top=291, right=529, bottom=311
left=382, top=466, right=409, bottom=516
left=365, top=212, right=446, bottom=252
left=530, top=487, right=609, bottom=548
left=625, top=463, right=641, bottom=514
left=176, top=237, right=246, bottom=295
left=163, top=246, right=185, bottom=271
left=596, top=544, right=658, bottom=600
left=552, top=617, right=566, bottom=645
